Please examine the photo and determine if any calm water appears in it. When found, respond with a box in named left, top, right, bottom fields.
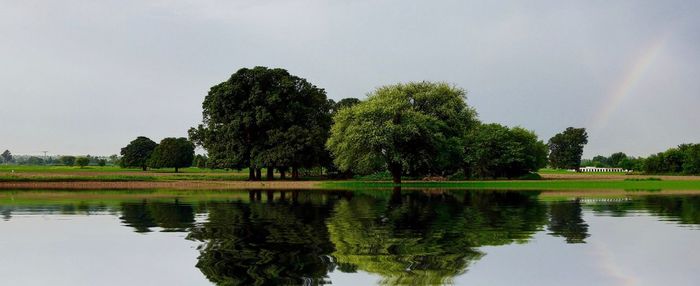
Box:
left=1, top=189, right=699, bottom=286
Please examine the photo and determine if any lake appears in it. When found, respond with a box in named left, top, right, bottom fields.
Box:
left=1, top=189, right=699, bottom=286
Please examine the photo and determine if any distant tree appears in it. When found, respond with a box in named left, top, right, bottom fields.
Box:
left=591, top=155, right=609, bottom=167
left=607, top=152, right=628, bottom=168
left=60, top=156, right=76, bottom=167
left=97, top=159, right=107, bottom=167
left=190, top=66, right=332, bottom=180
left=679, top=144, right=700, bottom=175
left=327, top=82, right=478, bottom=183
left=120, top=136, right=158, bottom=171
left=1, top=150, right=13, bottom=164
left=25, top=156, right=45, bottom=166
left=148, top=138, right=195, bottom=173
left=547, top=127, right=588, bottom=170
left=76, top=157, right=90, bottom=168
left=193, top=154, right=208, bottom=169
left=463, top=123, right=548, bottom=179
left=331, top=98, right=361, bottom=114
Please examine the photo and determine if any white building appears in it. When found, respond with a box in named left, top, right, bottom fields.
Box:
left=575, top=166, right=631, bottom=173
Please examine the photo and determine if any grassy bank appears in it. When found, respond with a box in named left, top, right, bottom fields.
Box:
left=320, top=179, right=700, bottom=190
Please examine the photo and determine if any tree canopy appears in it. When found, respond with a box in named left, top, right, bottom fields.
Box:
left=76, top=157, right=90, bottom=168
left=326, top=82, right=478, bottom=183
left=1, top=150, right=12, bottom=164
left=120, top=136, right=158, bottom=171
left=190, top=66, right=332, bottom=180
left=547, top=127, right=588, bottom=169
left=463, top=123, right=548, bottom=178
left=148, top=137, right=195, bottom=173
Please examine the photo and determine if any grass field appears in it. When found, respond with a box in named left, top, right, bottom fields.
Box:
left=1, top=166, right=700, bottom=191
left=319, top=179, right=700, bottom=190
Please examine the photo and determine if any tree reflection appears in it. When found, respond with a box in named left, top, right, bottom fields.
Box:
left=119, top=200, right=195, bottom=233
left=547, top=199, right=589, bottom=243
left=328, top=190, right=548, bottom=285
left=187, top=193, right=338, bottom=286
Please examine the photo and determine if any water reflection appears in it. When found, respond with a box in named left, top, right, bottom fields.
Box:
left=1, top=190, right=700, bottom=285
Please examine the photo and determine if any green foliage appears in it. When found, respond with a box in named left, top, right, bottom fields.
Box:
left=190, top=66, right=332, bottom=180
left=120, top=136, right=157, bottom=171
left=60, top=156, right=76, bottom=166
left=463, top=123, right=547, bottom=179
left=193, top=154, right=208, bottom=169
left=547, top=127, right=588, bottom=169
left=75, top=157, right=90, bottom=168
left=148, top=138, right=195, bottom=173
left=327, top=82, right=478, bottom=183
left=97, top=159, right=107, bottom=167
left=643, top=143, right=700, bottom=175
left=1, top=150, right=13, bottom=164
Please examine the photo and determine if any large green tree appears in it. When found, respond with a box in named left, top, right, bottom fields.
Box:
left=148, top=137, right=195, bottom=173
left=120, top=136, right=158, bottom=171
left=547, top=127, right=588, bottom=169
left=327, top=82, right=478, bottom=183
left=190, top=66, right=332, bottom=180
left=463, top=123, right=548, bottom=178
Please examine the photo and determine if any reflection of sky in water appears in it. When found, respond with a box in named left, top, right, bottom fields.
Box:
left=454, top=212, right=700, bottom=286
left=0, top=195, right=699, bottom=286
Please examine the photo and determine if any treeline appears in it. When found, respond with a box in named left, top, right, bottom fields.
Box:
left=187, top=67, right=583, bottom=183
left=120, top=137, right=194, bottom=172
left=586, top=143, right=700, bottom=175
left=0, top=150, right=115, bottom=167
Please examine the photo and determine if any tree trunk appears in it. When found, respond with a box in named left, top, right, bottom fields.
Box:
left=389, top=163, right=402, bottom=184
left=266, top=167, right=274, bottom=180
left=175, top=167, right=179, bottom=173
left=292, top=166, right=299, bottom=180
left=142, top=166, right=147, bottom=171
left=249, top=167, right=256, bottom=181
left=279, top=168, right=287, bottom=179
left=255, top=168, right=262, bottom=181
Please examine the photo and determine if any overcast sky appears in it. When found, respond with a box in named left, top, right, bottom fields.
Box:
left=1, top=0, right=698, bottom=157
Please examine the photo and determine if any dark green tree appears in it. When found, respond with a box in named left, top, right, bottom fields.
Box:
left=60, top=156, right=76, bottom=166
left=607, top=152, right=628, bottom=167
left=193, top=154, right=208, bottom=169
left=463, top=123, right=548, bottom=178
left=327, top=82, right=478, bottom=183
left=76, top=157, right=90, bottom=168
left=190, top=66, right=332, bottom=181
left=120, top=136, right=157, bottom=171
left=547, top=127, right=588, bottom=169
left=547, top=200, right=589, bottom=243
left=148, top=137, right=195, bottom=173
left=97, top=159, right=107, bottom=167
left=1, top=150, right=12, bottom=164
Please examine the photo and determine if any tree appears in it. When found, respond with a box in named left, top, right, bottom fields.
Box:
left=190, top=66, right=332, bottom=180
left=193, top=154, right=208, bottom=169
left=327, top=82, right=478, bottom=183
left=148, top=137, right=195, bottom=173
left=607, top=152, right=628, bottom=168
left=120, top=136, right=157, bottom=171
left=331, top=98, right=361, bottom=114
left=1, top=150, right=13, bottom=164
left=76, top=157, right=90, bottom=168
left=463, top=123, right=548, bottom=179
left=97, top=159, right=107, bottom=167
left=547, top=127, right=588, bottom=169
left=60, top=156, right=76, bottom=166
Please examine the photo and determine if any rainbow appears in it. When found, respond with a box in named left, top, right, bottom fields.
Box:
left=590, top=36, right=668, bottom=129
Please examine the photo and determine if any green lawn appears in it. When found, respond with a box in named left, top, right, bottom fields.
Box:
left=320, top=180, right=700, bottom=190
